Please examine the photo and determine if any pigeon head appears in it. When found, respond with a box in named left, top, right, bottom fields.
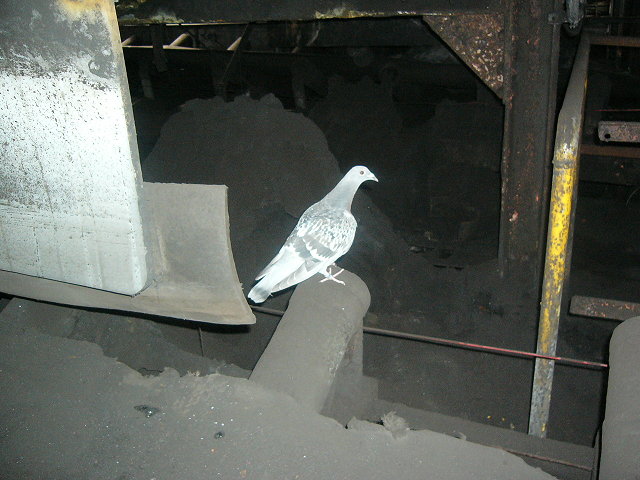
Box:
left=348, top=165, right=378, bottom=184
left=323, top=165, right=378, bottom=211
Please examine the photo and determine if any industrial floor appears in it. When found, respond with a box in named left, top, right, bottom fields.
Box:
left=0, top=295, right=587, bottom=480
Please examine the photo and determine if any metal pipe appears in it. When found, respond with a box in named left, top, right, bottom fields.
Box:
left=121, top=35, right=136, bottom=46
left=227, top=35, right=243, bottom=51
left=528, top=34, right=591, bottom=438
left=249, top=307, right=607, bottom=369
left=169, top=33, right=191, bottom=47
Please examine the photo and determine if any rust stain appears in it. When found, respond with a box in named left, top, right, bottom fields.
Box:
left=314, top=7, right=386, bottom=19
left=57, top=0, right=111, bottom=22
left=424, top=13, right=504, bottom=97
left=598, top=121, right=640, bottom=143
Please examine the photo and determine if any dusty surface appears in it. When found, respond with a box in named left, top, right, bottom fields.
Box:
left=0, top=298, right=556, bottom=480
left=1, top=299, right=249, bottom=379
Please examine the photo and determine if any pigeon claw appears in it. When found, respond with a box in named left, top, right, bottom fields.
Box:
left=320, top=266, right=345, bottom=285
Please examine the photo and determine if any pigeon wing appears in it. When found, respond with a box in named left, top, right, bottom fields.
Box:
left=270, top=204, right=356, bottom=293
left=248, top=203, right=357, bottom=303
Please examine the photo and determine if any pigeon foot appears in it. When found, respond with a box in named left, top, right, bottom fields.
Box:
left=320, top=265, right=345, bottom=285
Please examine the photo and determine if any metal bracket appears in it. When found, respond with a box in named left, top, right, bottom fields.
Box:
left=422, top=13, right=504, bottom=98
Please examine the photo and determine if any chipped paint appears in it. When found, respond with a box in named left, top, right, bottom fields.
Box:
left=598, top=121, right=640, bottom=143
left=529, top=35, right=590, bottom=438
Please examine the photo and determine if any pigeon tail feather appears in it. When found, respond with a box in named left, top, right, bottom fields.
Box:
left=248, top=282, right=271, bottom=303
left=248, top=253, right=306, bottom=303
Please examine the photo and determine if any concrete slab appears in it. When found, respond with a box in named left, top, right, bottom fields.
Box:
left=0, top=183, right=255, bottom=325
left=0, top=0, right=147, bottom=294
left=0, top=308, right=557, bottom=479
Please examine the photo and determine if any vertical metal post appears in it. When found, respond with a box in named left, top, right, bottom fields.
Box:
left=498, top=0, right=562, bottom=298
left=528, top=35, right=590, bottom=437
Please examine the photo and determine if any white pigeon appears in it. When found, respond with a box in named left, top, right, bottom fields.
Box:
left=248, top=165, right=378, bottom=303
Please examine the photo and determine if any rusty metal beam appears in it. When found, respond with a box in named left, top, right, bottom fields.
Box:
left=499, top=1, right=561, bottom=295
left=581, top=143, right=640, bottom=158
left=122, top=46, right=475, bottom=92
left=590, top=35, right=640, bottom=47
left=528, top=34, right=590, bottom=439
left=598, top=121, right=640, bottom=143
left=423, top=13, right=504, bottom=98
left=570, top=295, right=640, bottom=321
left=116, top=0, right=502, bottom=24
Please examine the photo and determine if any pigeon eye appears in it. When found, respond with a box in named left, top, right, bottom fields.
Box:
left=359, top=170, right=365, bottom=175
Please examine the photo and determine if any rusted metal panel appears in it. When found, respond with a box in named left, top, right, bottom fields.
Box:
left=116, top=0, right=502, bottom=24
left=598, top=121, right=640, bottom=143
left=423, top=13, right=504, bottom=97
left=570, top=295, right=640, bottom=321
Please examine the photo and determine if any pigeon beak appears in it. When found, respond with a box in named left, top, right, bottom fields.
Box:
left=371, top=174, right=379, bottom=182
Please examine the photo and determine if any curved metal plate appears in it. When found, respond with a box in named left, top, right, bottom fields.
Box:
left=0, top=183, right=256, bottom=325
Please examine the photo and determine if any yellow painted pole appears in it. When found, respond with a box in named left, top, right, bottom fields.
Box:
left=528, top=35, right=590, bottom=437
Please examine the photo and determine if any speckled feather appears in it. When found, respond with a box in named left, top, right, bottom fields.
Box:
left=248, top=166, right=377, bottom=303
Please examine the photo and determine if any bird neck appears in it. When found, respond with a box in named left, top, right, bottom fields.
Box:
left=323, top=176, right=362, bottom=211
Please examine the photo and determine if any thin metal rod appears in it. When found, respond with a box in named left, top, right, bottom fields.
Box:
left=595, top=108, right=640, bottom=112
left=363, top=327, right=607, bottom=369
left=249, top=307, right=607, bottom=369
